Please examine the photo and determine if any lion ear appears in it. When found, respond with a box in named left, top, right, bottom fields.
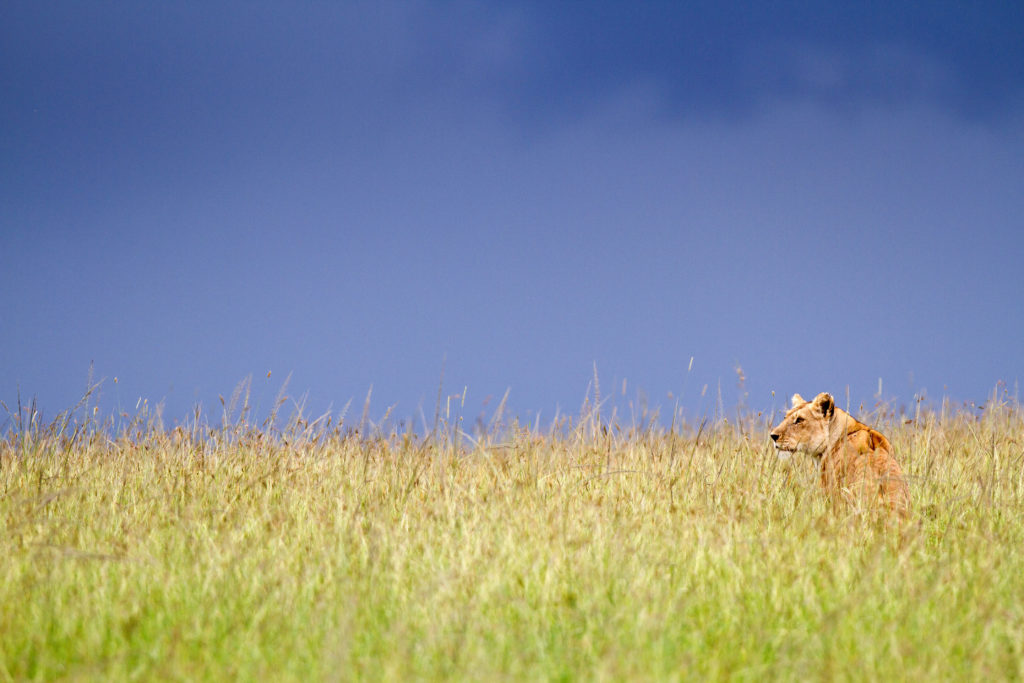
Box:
left=791, top=393, right=805, bottom=407
left=814, top=393, right=835, bottom=419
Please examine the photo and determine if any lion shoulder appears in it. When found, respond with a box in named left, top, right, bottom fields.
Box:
left=841, top=423, right=892, bottom=456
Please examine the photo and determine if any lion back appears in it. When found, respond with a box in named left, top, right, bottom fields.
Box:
left=826, top=425, right=910, bottom=517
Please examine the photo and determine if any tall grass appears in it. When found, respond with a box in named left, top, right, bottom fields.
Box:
left=2, top=384, right=1023, bottom=680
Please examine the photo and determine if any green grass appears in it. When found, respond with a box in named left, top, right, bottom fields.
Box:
left=2, top=389, right=1024, bottom=681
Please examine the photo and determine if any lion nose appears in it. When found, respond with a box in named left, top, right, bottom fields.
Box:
left=770, top=433, right=780, bottom=442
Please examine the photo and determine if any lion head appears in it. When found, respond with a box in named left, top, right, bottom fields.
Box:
left=769, top=392, right=835, bottom=457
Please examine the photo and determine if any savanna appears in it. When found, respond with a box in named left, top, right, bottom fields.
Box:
left=2, top=385, right=1023, bottom=680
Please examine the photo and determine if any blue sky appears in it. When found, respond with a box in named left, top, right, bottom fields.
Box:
left=3, top=2, right=1023, bottom=429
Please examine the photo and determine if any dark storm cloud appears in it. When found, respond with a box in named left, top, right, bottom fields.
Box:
left=503, top=1, right=1024, bottom=122
left=5, top=2, right=1022, bottom=145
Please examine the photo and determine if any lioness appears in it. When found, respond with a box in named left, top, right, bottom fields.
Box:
left=770, top=392, right=909, bottom=518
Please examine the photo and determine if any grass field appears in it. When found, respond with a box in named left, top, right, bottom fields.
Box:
left=2, top=385, right=1024, bottom=681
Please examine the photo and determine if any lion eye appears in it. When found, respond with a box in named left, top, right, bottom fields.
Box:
left=793, top=416, right=803, bottom=425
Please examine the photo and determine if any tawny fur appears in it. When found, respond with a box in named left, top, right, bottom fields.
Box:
left=770, top=392, right=909, bottom=518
